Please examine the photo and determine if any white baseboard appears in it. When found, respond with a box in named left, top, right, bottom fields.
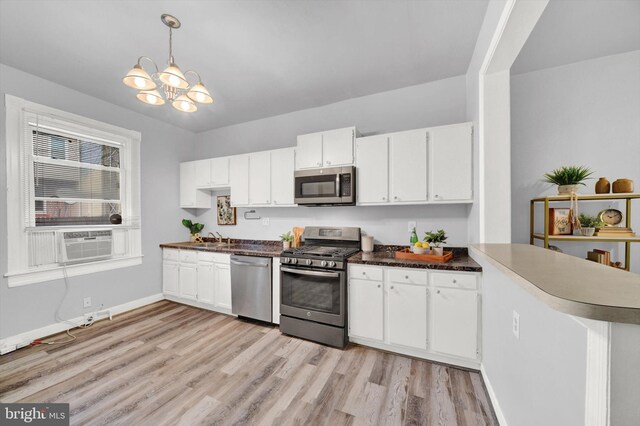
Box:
left=480, top=364, right=508, bottom=426
left=0, top=293, right=164, bottom=355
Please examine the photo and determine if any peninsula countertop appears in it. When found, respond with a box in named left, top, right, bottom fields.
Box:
left=470, top=244, right=640, bottom=325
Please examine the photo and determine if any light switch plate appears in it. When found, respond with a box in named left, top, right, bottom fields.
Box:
left=262, top=218, right=270, bottom=226
left=408, top=221, right=417, bottom=232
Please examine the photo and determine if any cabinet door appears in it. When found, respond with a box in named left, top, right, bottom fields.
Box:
left=179, top=162, right=195, bottom=207
left=214, top=263, right=232, bottom=310
left=322, top=127, right=354, bottom=167
left=296, top=132, right=323, bottom=169
left=349, top=278, right=384, bottom=341
left=356, top=135, right=389, bottom=204
left=179, top=264, right=198, bottom=300
left=194, top=159, right=211, bottom=188
left=387, top=282, right=427, bottom=350
left=429, top=123, right=472, bottom=201
left=270, top=148, right=295, bottom=206
left=163, top=261, right=179, bottom=296
left=431, top=288, right=478, bottom=359
left=211, top=157, right=230, bottom=186
left=229, top=155, right=249, bottom=206
left=249, top=151, right=271, bottom=205
left=389, top=130, right=428, bottom=203
left=197, top=262, right=215, bottom=305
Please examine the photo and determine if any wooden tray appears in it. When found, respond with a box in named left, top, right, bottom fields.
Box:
left=395, top=248, right=454, bottom=263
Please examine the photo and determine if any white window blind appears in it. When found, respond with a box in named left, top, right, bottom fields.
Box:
left=26, top=115, right=123, bottom=227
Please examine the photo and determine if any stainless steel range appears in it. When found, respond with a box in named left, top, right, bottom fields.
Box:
left=279, top=226, right=360, bottom=348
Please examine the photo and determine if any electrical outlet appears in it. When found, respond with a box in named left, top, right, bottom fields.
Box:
left=83, top=297, right=92, bottom=308
left=262, top=217, right=270, bottom=226
left=512, top=310, right=520, bottom=339
left=408, top=221, right=417, bottom=232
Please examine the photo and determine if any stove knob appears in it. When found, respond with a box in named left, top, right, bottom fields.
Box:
left=329, top=261, right=336, bottom=268
left=282, top=258, right=290, bottom=264
left=305, top=259, right=312, bottom=266
left=321, top=261, right=328, bottom=267
left=291, top=258, right=298, bottom=264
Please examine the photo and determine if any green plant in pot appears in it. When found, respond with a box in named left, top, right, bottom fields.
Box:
left=424, top=229, right=447, bottom=256
left=577, top=214, right=604, bottom=237
left=280, top=231, right=293, bottom=249
left=182, top=219, right=205, bottom=242
left=543, top=166, right=593, bottom=195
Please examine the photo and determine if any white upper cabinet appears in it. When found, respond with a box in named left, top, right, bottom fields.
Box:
left=270, top=148, right=296, bottom=206
left=429, top=122, right=473, bottom=202
left=248, top=151, right=271, bottom=206
left=295, top=127, right=357, bottom=170
left=194, top=159, right=212, bottom=188
left=295, top=132, right=323, bottom=169
left=180, top=161, right=211, bottom=208
left=211, top=156, right=230, bottom=187
left=389, top=129, right=428, bottom=203
left=356, top=135, right=389, bottom=204
left=229, top=154, right=249, bottom=207
left=322, top=127, right=355, bottom=167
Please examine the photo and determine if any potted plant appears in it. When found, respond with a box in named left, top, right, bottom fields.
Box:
left=424, top=229, right=447, bottom=256
left=543, top=166, right=593, bottom=195
left=577, top=214, right=604, bottom=237
left=182, top=219, right=205, bottom=242
left=280, top=231, right=293, bottom=249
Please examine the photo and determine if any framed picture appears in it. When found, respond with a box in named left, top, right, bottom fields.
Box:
left=217, top=195, right=236, bottom=225
left=549, top=208, right=572, bottom=235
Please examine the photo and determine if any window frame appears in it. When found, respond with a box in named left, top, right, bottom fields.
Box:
left=4, top=95, right=142, bottom=287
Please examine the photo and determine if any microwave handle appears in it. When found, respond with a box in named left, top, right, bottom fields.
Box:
left=336, top=173, right=341, bottom=197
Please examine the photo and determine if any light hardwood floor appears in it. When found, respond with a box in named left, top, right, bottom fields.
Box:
left=0, top=301, right=497, bottom=425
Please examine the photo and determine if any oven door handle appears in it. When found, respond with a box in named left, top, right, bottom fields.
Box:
left=281, top=267, right=340, bottom=278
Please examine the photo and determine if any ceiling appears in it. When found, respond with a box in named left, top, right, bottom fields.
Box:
left=0, top=0, right=489, bottom=133
left=512, top=0, right=640, bottom=75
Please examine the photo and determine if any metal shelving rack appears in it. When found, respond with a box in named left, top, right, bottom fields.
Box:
left=530, top=193, right=640, bottom=271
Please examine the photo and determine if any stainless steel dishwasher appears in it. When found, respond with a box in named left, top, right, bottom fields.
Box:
left=230, top=255, right=272, bottom=322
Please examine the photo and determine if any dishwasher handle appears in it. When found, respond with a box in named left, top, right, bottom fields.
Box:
left=230, top=259, right=270, bottom=267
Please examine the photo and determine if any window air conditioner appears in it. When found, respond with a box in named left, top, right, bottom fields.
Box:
left=59, top=230, right=113, bottom=264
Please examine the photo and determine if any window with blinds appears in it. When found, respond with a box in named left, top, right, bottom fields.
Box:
left=29, top=122, right=123, bottom=227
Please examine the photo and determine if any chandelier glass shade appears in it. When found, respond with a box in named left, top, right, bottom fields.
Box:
left=122, top=14, right=212, bottom=113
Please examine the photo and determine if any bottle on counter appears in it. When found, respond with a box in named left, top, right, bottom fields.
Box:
left=410, top=227, right=419, bottom=251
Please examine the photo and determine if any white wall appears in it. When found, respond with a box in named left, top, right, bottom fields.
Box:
left=189, top=76, right=470, bottom=245
left=473, top=250, right=588, bottom=426
left=610, top=322, right=640, bottom=425
left=0, top=64, right=193, bottom=338
left=511, top=50, right=640, bottom=273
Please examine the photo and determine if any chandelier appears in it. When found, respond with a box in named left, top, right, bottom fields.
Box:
left=122, top=14, right=212, bottom=113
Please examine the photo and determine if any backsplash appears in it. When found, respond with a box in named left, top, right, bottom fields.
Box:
left=192, top=200, right=470, bottom=246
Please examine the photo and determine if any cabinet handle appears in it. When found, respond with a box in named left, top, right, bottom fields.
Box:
left=266, top=200, right=269, bottom=203
left=453, top=279, right=457, bottom=284
left=390, top=285, right=394, bottom=289
left=362, top=272, right=366, bottom=275
left=435, top=194, right=440, bottom=198
left=382, top=197, right=386, bottom=201
left=377, top=284, right=381, bottom=288
left=437, top=289, right=441, bottom=294
left=326, top=161, right=331, bottom=165
left=317, top=162, right=322, bottom=166
left=405, top=275, right=409, bottom=279
left=394, top=196, right=398, bottom=200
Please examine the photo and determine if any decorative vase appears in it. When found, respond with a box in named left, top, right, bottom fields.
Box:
left=191, top=233, right=203, bottom=243
left=283, top=241, right=291, bottom=249
left=557, top=184, right=580, bottom=195
left=612, top=179, right=634, bottom=193
left=594, top=177, right=610, bottom=194
left=580, top=227, right=595, bottom=237
left=432, top=247, right=444, bottom=256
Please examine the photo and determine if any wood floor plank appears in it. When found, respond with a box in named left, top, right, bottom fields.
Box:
left=0, top=301, right=497, bottom=425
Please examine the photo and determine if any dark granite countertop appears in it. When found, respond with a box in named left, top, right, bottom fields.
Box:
left=348, top=245, right=482, bottom=272
left=160, top=238, right=284, bottom=257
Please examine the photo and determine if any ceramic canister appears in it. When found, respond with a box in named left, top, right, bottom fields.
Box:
left=362, top=236, right=374, bottom=253
left=595, top=177, right=610, bottom=194
left=612, top=179, right=634, bottom=193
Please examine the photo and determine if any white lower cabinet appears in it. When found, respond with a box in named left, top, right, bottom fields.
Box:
left=348, top=264, right=481, bottom=368
left=163, top=249, right=232, bottom=314
left=349, top=278, right=384, bottom=341
left=214, top=263, right=232, bottom=310
left=431, top=287, right=478, bottom=360
left=386, top=282, right=427, bottom=350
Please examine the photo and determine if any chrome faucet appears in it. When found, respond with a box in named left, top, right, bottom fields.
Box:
left=215, top=231, right=224, bottom=243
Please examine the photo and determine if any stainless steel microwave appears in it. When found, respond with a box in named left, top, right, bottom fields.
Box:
left=294, top=166, right=356, bottom=206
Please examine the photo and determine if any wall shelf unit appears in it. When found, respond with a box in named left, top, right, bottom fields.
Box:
left=530, top=193, right=640, bottom=271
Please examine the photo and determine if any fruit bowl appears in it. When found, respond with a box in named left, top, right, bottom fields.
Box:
left=413, top=247, right=429, bottom=254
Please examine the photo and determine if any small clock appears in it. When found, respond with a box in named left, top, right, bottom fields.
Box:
left=598, top=209, right=623, bottom=227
